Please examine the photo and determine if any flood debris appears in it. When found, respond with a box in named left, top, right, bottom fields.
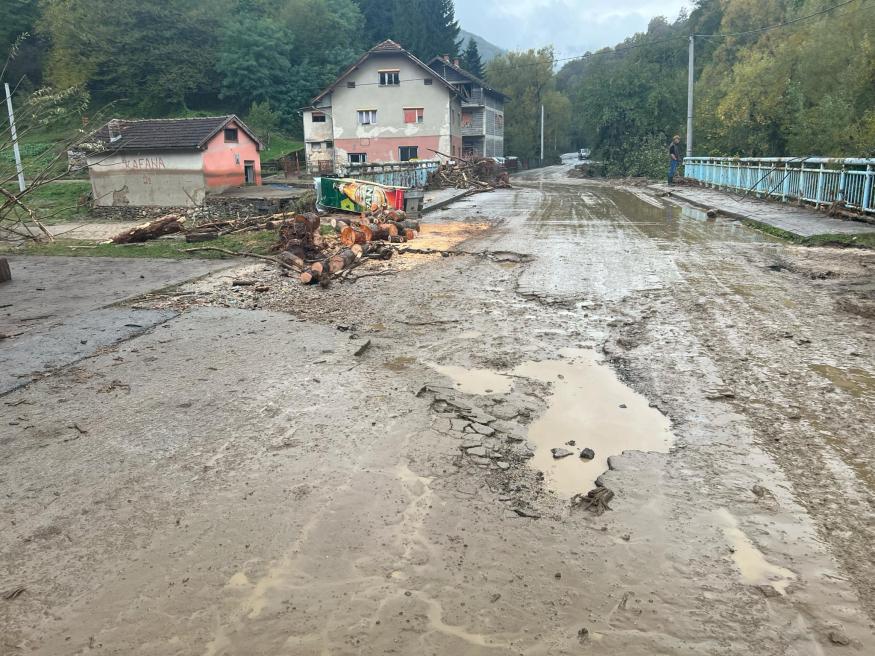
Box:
left=110, top=213, right=185, bottom=243
left=571, top=486, right=615, bottom=515
left=551, top=447, right=574, bottom=459
left=428, top=157, right=511, bottom=191
left=579, top=448, right=595, bottom=460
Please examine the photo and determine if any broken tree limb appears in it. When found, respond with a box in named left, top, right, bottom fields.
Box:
left=182, top=247, right=301, bottom=271
left=111, top=214, right=184, bottom=244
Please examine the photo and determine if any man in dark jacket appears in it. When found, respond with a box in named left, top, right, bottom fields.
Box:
left=668, top=135, right=681, bottom=185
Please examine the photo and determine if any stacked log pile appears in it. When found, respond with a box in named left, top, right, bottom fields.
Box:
left=428, top=157, right=511, bottom=191
left=296, top=209, right=418, bottom=285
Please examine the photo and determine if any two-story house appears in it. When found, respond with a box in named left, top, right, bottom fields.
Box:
left=302, top=40, right=463, bottom=172
left=427, top=56, right=507, bottom=159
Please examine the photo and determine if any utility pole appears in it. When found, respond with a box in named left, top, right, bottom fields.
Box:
left=4, top=83, right=26, bottom=192
left=540, top=104, right=544, bottom=166
left=686, top=35, right=694, bottom=158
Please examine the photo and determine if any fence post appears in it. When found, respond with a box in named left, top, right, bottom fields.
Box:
left=816, top=163, right=825, bottom=207
left=838, top=167, right=846, bottom=202
left=782, top=161, right=790, bottom=201
left=863, top=164, right=873, bottom=213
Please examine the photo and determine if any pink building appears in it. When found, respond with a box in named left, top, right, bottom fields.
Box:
left=302, top=40, right=462, bottom=172
left=86, top=115, right=263, bottom=207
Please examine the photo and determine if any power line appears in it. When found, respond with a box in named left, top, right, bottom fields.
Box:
left=694, top=0, right=862, bottom=38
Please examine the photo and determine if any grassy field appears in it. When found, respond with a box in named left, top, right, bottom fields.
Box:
left=0, top=229, right=278, bottom=259
left=261, top=134, right=304, bottom=161
left=15, top=181, right=93, bottom=224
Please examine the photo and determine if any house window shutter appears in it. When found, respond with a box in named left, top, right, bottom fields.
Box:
left=403, top=109, right=416, bottom=124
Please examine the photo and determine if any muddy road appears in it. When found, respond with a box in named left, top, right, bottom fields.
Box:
left=2, top=165, right=874, bottom=654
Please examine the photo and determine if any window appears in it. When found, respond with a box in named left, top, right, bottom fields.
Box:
left=357, top=110, right=377, bottom=125
left=399, top=146, right=418, bottom=161
left=224, top=128, right=238, bottom=142
left=347, top=81, right=356, bottom=88
left=462, top=111, right=472, bottom=128
left=496, top=114, right=504, bottom=129
left=348, top=153, right=367, bottom=164
left=403, top=108, right=424, bottom=124
left=424, top=78, right=433, bottom=85
left=311, top=142, right=322, bottom=151
left=325, top=141, right=333, bottom=149
left=379, top=70, right=400, bottom=86
left=311, top=113, right=326, bottom=123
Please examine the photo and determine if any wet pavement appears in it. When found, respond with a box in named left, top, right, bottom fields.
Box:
left=2, top=165, right=874, bottom=654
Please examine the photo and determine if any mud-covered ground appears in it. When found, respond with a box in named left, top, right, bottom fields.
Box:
left=2, top=164, right=874, bottom=655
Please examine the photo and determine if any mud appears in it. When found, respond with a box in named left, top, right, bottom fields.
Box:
left=2, top=164, right=874, bottom=655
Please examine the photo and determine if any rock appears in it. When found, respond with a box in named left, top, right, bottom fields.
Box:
left=470, top=456, right=491, bottom=467
left=621, top=533, right=631, bottom=542
left=551, top=448, right=573, bottom=459
left=471, top=423, right=496, bottom=436
left=466, top=446, right=487, bottom=457
left=577, top=627, right=590, bottom=644
left=490, top=593, right=501, bottom=603
left=706, top=208, right=718, bottom=218
left=827, top=630, right=850, bottom=646
left=565, top=440, right=576, bottom=446
left=496, top=461, right=510, bottom=470
left=554, top=572, right=561, bottom=579
left=619, top=403, right=627, bottom=409
left=462, top=437, right=482, bottom=449
left=579, top=448, right=595, bottom=460
left=751, top=484, right=770, bottom=498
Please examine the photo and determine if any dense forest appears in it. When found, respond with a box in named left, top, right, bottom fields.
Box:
left=555, top=0, right=875, bottom=174
left=2, top=0, right=874, bottom=173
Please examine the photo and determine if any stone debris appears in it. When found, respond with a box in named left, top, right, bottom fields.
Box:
left=579, top=448, right=595, bottom=460
left=551, top=448, right=574, bottom=459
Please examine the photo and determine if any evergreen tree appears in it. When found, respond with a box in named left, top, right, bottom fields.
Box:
left=353, top=0, right=395, bottom=46
left=461, top=39, right=484, bottom=78
left=390, top=0, right=460, bottom=61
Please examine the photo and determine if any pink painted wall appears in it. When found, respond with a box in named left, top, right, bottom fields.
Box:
left=334, top=135, right=445, bottom=163
left=202, top=120, right=261, bottom=188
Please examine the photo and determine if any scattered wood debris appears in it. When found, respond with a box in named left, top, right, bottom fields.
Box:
left=110, top=214, right=185, bottom=243
left=571, top=486, right=615, bottom=515
left=428, top=157, right=511, bottom=191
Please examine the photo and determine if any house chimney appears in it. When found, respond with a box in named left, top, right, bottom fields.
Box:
left=108, top=119, right=122, bottom=143
left=442, top=54, right=450, bottom=62
left=454, top=58, right=460, bottom=67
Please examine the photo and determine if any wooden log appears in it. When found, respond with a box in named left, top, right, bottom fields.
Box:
left=378, top=222, right=398, bottom=237
left=367, top=224, right=392, bottom=241
left=300, top=269, right=321, bottom=285
left=328, top=248, right=357, bottom=273
left=389, top=235, right=407, bottom=243
left=403, top=228, right=417, bottom=241
left=279, top=250, right=305, bottom=271
left=111, top=214, right=183, bottom=243
left=0, top=257, right=11, bottom=283
left=340, top=226, right=370, bottom=247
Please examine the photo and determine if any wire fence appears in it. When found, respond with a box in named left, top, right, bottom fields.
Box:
left=684, top=156, right=875, bottom=214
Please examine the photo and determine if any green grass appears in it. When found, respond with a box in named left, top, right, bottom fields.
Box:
left=0, top=229, right=278, bottom=259
left=16, top=181, right=93, bottom=224
left=261, top=134, right=304, bottom=161
left=739, top=217, right=875, bottom=249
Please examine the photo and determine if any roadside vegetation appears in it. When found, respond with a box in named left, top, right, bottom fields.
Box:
left=0, top=229, right=278, bottom=259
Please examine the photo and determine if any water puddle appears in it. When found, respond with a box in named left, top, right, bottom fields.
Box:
left=512, top=349, right=674, bottom=497
left=427, top=362, right=514, bottom=395
left=811, top=364, right=875, bottom=398
left=715, top=508, right=796, bottom=595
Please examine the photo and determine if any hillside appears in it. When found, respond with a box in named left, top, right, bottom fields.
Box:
left=459, top=29, right=505, bottom=63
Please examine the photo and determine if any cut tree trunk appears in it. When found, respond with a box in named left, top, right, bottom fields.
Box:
left=111, top=214, right=183, bottom=243
left=340, top=225, right=372, bottom=246
left=328, top=248, right=357, bottom=273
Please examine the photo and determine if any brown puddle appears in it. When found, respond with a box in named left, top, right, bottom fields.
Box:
left=715, top=508, right=796, bottom=595
left=513, top=349, right=674, bottom=497
left=427, top=362, right=514, bottom=395
left=811, top=364, right=875, bottom=398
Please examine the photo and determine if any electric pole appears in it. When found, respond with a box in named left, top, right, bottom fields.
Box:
left=540, top=104, right=544, bottom=166
left=686, top=35, right=694, bottom=158
left=4, top=83, right=26, bottom=192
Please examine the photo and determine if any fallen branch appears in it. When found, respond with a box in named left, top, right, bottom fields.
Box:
left=182, top=247, right=301, bottom=271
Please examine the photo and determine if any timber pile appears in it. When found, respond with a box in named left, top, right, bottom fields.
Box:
left=428, top=157, right=511, bottom=191
left=295, top=209, right=419, bottom=286
left=110, top=214, right=185, bottom=243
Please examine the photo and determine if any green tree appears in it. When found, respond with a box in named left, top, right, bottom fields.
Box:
left=354, top=0, right=395, bottom=46
left=390, top=0, right=460, bottom=61
left=41, top=0, right=228, bottom=112
left=461, top=38, right=484, bottom=78
left=487, top=48, right=571, bottom=160
left=1, top=0, right=45, bottom=88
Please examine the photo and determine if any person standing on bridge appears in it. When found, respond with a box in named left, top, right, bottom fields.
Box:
left=668, top=135, right=682, bottom=185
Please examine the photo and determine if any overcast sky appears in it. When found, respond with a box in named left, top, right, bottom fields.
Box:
left=455, top=0, right=694, bottom=60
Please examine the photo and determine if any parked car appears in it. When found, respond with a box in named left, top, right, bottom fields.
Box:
left=490, top=156, right=506, bottom=165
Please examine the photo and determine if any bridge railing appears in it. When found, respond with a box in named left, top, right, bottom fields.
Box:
left=683, top=157, right=875, bottom=215
left=340, top=160, right=440, bottom=188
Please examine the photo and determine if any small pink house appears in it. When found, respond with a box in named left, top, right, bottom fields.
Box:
left=86, top=115, right=263, bottom=207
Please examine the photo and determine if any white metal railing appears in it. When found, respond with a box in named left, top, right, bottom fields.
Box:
left=683, top=157, right=875, bottom=215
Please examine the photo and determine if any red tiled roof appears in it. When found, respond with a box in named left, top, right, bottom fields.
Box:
left=88, top=115, right=263, bottom=152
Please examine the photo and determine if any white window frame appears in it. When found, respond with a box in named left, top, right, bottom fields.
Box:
left=379, top=69, right=400, bottom=86
left=348, top=153, right=367, bottom=164
left=357, top=110, right=377, bottom=125
left=403, top=107, right=424, bottom=124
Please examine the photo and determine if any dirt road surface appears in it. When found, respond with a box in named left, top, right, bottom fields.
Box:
left=2, top=165, right=874, bottom=655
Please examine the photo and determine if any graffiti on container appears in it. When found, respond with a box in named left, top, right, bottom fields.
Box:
left=122, top=156, right=167, bottom=170
left=337, top=180, right=388, bottom=211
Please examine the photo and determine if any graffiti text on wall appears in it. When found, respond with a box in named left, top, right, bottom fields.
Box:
left=122, top=156, right=167, bottom=170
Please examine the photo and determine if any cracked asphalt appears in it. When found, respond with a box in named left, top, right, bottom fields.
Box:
left=2, top=163, right=874, bottom=655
